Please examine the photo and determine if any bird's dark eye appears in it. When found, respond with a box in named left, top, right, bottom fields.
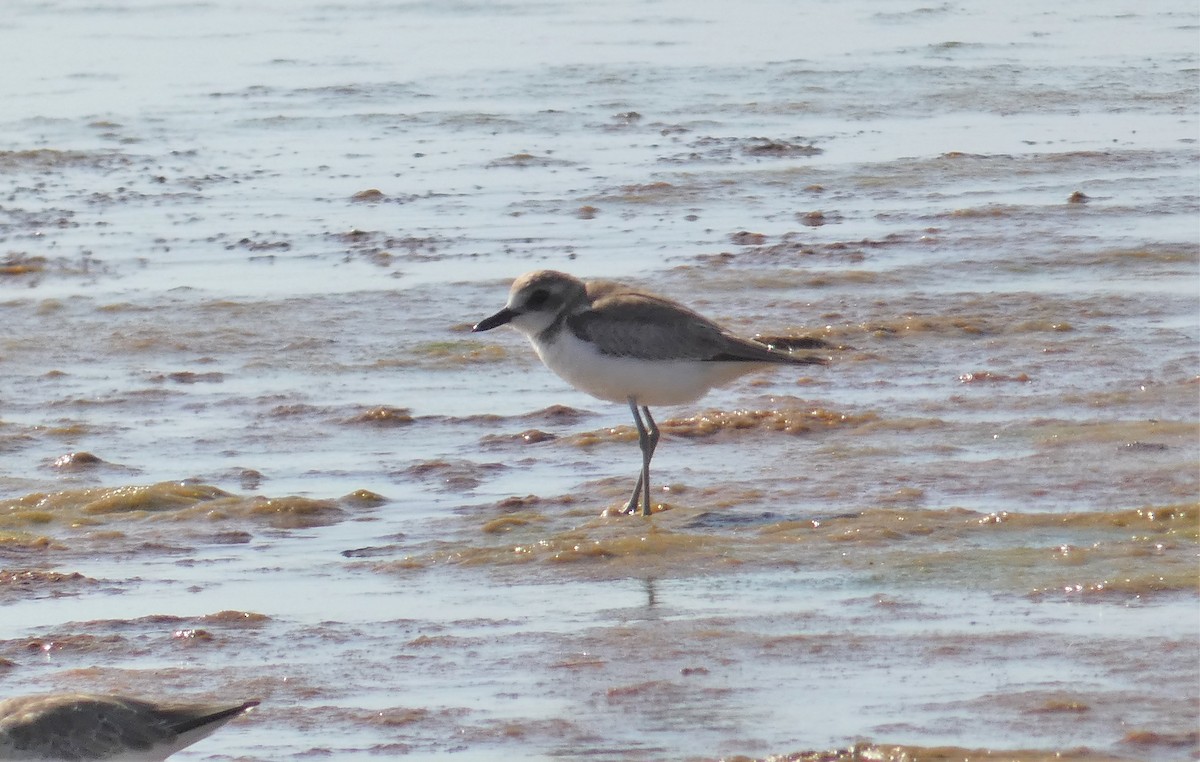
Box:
left=526, top=288, right=550, bottom=310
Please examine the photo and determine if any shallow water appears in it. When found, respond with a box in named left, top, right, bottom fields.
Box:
left=1, top=0, right=1197, bottom=760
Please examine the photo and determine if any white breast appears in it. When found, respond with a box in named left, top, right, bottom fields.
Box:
left=529, top=331, right=763, bottom=406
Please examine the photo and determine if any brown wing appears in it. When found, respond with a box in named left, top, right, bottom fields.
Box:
left=0, top=694, right=257, bottom=758
left=0, top=695, right=173, bottom=756
left=569, top=286, right=825, bottom=365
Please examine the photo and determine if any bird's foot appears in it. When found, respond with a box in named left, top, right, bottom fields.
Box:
left=602, top=498, right=650, bottom=516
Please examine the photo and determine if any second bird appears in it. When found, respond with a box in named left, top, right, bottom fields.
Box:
left=473, top=270, right=827, bottom=516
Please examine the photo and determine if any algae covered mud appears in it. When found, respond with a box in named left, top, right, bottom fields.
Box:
left=1, top=0, right=1197, bottom=759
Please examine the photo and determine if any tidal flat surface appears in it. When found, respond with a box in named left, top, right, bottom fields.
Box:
left=0, top=0, right=1197, bottom=760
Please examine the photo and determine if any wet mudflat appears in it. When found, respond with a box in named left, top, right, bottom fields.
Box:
left=0, top=0, right=1197, bottom=760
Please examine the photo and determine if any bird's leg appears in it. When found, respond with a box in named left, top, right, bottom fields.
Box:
left=623, top=398, right=646, bottom=514
left=622, top=399, right=660, bottom=516
left=624, top=472, right=644, bottom=516
left=639, top=405, right=659, bottom=516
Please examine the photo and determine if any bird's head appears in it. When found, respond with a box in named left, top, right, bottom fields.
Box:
left=472, top=270, right=587, bottom=337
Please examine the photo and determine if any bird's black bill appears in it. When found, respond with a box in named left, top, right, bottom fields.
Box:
left=472, top=307, right=516, bottom=332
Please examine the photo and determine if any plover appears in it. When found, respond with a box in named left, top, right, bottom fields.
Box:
left=473, top=270, right=826, bottom=515
left=0, top=693, right=259, bottom=761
